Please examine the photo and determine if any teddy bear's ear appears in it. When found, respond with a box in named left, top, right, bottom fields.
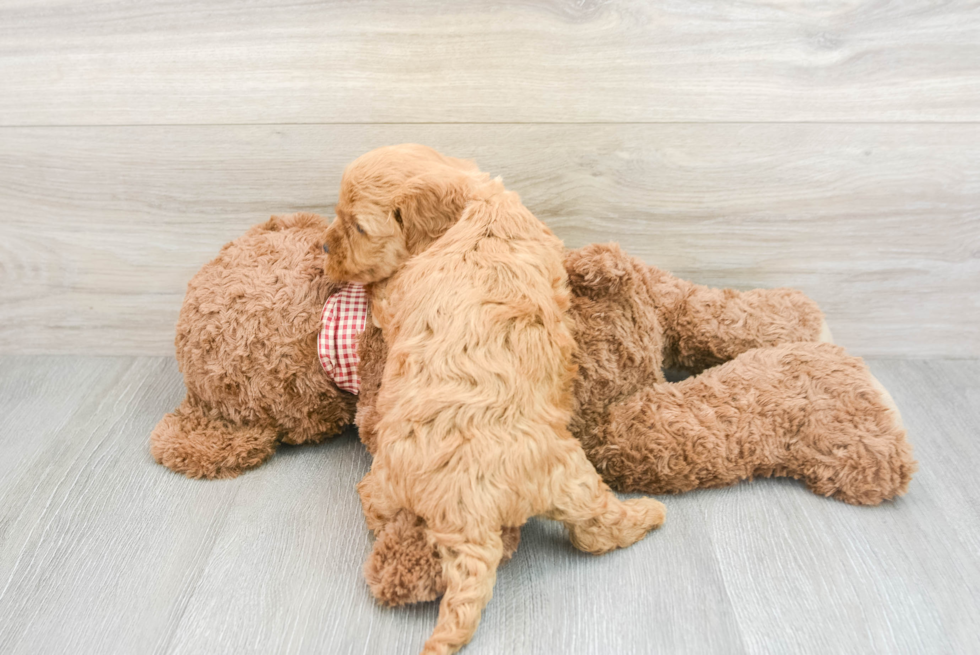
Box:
left=392, top=165, right=472, bottom=253
left=263, top=212, right=326, bottom=232
left=564, top=242, right=636, bottom=297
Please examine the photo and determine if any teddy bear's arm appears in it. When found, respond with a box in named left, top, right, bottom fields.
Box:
left=645, top=267, right=830, bottom=373
left=151, top=397, right=282, bottom=479
left=355, top=320, right=388, bottom=456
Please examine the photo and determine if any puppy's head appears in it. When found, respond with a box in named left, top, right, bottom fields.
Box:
left=324, top=144, right=481, bottom=284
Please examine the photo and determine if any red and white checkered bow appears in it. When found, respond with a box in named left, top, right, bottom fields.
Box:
left=317, top=283, right=368, bottom=394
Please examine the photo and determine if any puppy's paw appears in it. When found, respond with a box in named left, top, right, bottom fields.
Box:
left=632, top=497, right=667, bottom=533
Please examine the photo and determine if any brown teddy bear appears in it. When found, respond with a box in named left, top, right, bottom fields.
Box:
left=151, top=211, right=914, bottom=607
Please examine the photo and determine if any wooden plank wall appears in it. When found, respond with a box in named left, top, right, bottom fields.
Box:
left=1, top=1, right=977, bottom=356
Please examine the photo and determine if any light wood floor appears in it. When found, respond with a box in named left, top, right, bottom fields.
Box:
left=0, top=356, right=977, bottom=654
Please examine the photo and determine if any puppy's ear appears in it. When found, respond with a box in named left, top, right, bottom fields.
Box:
left=392, top=165, right=472, bottom=253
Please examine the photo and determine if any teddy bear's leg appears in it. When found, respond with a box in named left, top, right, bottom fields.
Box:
left=150, top=397, right=280, bottom=479
left=588, top=342, right=915, bottom=505
left=363, top=510, right=521, bottom=608
left=643, top=267, right=831, bottom=373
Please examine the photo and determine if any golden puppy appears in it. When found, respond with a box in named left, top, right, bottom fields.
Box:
left=325, top=144, right=482, bottom=284
left=326, top=145, right=666, bottom=655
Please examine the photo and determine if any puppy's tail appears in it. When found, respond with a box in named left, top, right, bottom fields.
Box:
left=421, top=528, right=505, bottom=655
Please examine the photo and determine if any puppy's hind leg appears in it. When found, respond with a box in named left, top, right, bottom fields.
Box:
left=357, top=469, right=402, bottom=534
left=421, top=529, right=504, bottom=655
left=547, top=443, right=666, bottom=555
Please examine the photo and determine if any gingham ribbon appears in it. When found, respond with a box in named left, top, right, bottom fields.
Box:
left=317, top=283, right=368, bottom=394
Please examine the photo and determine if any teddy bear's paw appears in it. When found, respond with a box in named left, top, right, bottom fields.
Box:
left=150, top=399, right=279, bottom=479
left=818, top=318, right=835, bottom=344
left=826, top=371, right=915, bottom=505
left=795, top=363, right=915, bottom=506
left=867, top=372, right=904, bottom=432
left=364, top=511, right=446, bottom=607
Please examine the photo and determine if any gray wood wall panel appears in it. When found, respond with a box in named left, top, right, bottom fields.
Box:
left=0, top=356, right=978, bottom=654
left=2, top=1, right=979, bottom=125
left=2, top=124, right=977, bottom=357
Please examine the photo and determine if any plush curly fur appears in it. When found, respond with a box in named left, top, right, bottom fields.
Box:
left=355, top=242, right=914, bottom=607
left=151, top=212, right=357, bottom=478
left=151, top=150, right=915, bottom=621
left=364, top=511, right=523, bottom=608
left=326, top=146, right=666, bottom=654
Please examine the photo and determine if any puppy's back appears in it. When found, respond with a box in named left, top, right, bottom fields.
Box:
left=376, top=181, right=576, bottom=443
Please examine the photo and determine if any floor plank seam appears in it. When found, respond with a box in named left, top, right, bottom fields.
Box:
left=2, top=121, right=980, bottom=129
left=154, top=483, right=244, bottom=655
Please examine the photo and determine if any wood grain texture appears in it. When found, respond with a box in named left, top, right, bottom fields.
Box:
left=0, top=357, right=242, bottom=655
left=1, top=0, right=979, bottom=125
left=703, top=358, right=980, bottom=655
left=1, top=124, right=977, bottom=356
left=0, top=356, right=978, bottom=654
